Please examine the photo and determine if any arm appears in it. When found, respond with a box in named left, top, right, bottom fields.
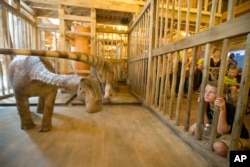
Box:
left=214, top=97, right=231, bottom=134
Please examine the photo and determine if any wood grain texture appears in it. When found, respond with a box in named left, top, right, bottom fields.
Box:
left=0, top=105, right=207, bottom=167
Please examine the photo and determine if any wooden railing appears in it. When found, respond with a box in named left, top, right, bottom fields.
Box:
left=0, top=4, right=36, bottom=99
left=127, top=0, right=250, bottom=165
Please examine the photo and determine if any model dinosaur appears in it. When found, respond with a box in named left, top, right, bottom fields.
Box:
left=8, top=56, right=103, bottom=132
left=0, top=48, right=117, bottom=102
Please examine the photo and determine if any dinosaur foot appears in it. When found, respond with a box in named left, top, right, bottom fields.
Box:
left=21, top=121, right=36, bottom=130
left=38, top=125, right=52, bottom=132
left=103, top=97, right=111, bottom=104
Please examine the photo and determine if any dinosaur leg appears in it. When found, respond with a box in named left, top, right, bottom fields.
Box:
left=15, top=94, right=35, bottom=130
left=37, top=96, right=45, bottom=114
left=39, top=91, right=56, bottom=132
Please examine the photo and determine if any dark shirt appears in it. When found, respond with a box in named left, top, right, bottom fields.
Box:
left=210, top=58, right=221, bottom=67
left=206, top=102, right=249, bottom=139
left=209, top=58, right=221, bottom=81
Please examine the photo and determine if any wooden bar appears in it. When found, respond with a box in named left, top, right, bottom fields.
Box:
left=151, top=57, right=157, bottom=105
left=163, top=0, right=169, bottom=45
left=195, top=43, right=210, bottom=140
left=208, top=38, right=229, bottom=150
left=169, top=51, right=179, bottom=119
left=58, top=4, right=67, bottom=74
left=208, top=0, right=235, bottom=150
left=176, top=0, right=181, bottom=40
left=163, top=53, right=171, bottom=114
left=230, top=33, right=250, bottom=150
left=145, top=0, right=157, bottom=105
left=159, top=0, right=164, bottom=47
left=153, top=13, right=250, bottom=56
left=185, top=47, right=197, bottom=131
left=175, top=49, right=187, bottom=125
left=154, top=0, right=159, bottom=48
left=169, top=0, right=175, bottom=42
left=195, top=0, right=219, bottom=139
left=159, top=54, right=167, bottom=110
left=154, top=56, right=161, bottom=106
left=184, top=0, right=193, bottom=131
left=66, top=31, right=91, bottom=37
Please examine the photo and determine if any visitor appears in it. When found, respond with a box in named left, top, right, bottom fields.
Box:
left=209, top=48, right=221, bottom=81
left=188, top=81, right=249, bottom=157
left=224, top=66, right=239, bottom=106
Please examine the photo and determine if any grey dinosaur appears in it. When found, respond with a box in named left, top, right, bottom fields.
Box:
left=0, top=48, right=117, bottom=102
left=8, top=56, right=103, bottom=132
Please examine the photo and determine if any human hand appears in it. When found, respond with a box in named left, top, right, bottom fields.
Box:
left=214, top=97, right=226, bottom=109
left=197, top=97, right=200, bottom=103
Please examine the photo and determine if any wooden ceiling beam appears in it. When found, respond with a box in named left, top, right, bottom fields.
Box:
left=22, top=0, right=142, bottom=13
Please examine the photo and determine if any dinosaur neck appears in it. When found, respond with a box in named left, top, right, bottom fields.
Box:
left=0, top=48, right=104, bottom=69
left=32, top=67, right=81, bottom=93
left=49, top=74, right=81, bottom=93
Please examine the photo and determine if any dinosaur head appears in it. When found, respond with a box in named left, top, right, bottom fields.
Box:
left=77, top=77, right=103, bottom=113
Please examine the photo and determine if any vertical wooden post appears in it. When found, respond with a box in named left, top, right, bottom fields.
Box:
left=169, top=51, right=179, bottom=119
left=91, top=8, right=96, bottom=56
left=163, top=0, right=169, bottom=45
left=154, top=0, right=159, bottom=48
left=154, top=56, right=161, bottom=106
left=163, top=53, right=171, bottom=114
left=230, top=33, right=250, bottom=150
left=208, top=0, right=235, bottom=150
left=176, top=48, right=187, bottom=125
left=159, top=0, right=164, bottom=47
left=151, top=57, right=157, bottom=105
left=184, top=0, right=194, bottom=131
left=145, top=0, right=157, bottom=105
left=169, top=0, right=175, bottom=42
left=195, top=0, right=218, bottom=140
left=159, top=54, right=167, bottom=110
left=58, top=4, right=66, bottom=74
left=176, top=0, right=191, bottom=126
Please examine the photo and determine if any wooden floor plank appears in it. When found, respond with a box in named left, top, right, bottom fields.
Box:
left=0, top=105, right=207, bottom=167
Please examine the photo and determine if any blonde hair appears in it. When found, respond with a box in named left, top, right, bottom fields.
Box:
left=207, top=81, right=227, bottom=94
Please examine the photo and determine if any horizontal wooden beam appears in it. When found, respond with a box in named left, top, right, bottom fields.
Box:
left=20, top=1, right=36, bottom=16
left=36, top=24, right=59, bottom=30
left=153, top=13, right=250, bottom=56
left=66, top=31, right=91, bottom=37
left=64, top=14, right=92, bottom=22
left=22, top=0, right=142, bottom=13
left=96, top=28, right=128, bottom=34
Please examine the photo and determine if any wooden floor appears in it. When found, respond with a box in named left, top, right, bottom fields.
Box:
left=0, top=105, right=208, bottom=167
left=1, top=84, right=249, bottom=167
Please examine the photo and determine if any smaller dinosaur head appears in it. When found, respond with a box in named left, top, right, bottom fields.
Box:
left=77, top=77, right=103, bottom=113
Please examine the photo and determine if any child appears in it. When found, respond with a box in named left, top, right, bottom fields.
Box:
left=224, top=67, right=239, bottom=106
left=189, top=81, right=249, bottom=157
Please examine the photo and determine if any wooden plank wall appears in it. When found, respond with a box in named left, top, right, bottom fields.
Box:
left=0, top=4, right=35, bottom=99
left=127, top=0, right=250, bottom=159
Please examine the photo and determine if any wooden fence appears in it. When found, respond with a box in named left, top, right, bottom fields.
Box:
left=0, top=4, right=36, bottom=98
left=127, top=0, right=250, bottom=162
